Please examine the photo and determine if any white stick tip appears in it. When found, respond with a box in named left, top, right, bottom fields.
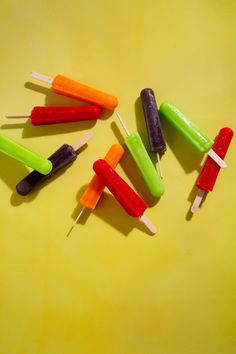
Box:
left=156, top=152, right=163, bottom=178
left=72, top=131, right=93, bottom=151
left=30, top=71, right=53, bottom=84
left=191, top=189, right=205, bottom=213
left=139, top=214, right=157, bottom=235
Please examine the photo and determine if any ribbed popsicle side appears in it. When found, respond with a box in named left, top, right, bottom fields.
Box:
left=125, top=132, right=165, bottom=197
left=159, top=101, right=213, bottom=153
left=93, top=159, right=148, bottom=218
left=31, top=106, right=102, bottom=125
left=196, top=127, right=234, bottom=192
left=80, top=144, right=124, bottom=209
left=0, top=134, right=52, bottom=175
left=52, top=75, right=118, bottom=110
left=140, top=88, right=166, bottom=153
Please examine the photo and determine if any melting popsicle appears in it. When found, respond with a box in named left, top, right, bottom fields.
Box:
left=93, top=159, right=157, bottom=234
left=0, top=134, right=52, bottom=174
left=191, top=127, right=233, bottom=213
left=6, top=105, right=102, bottom=125
left=16, top=132, right=93, bottom=195
left=159, top=102, right=227, bottom=168
left=140, top=88, right=166, bottom=178
left=116, top=112, right=164, bottom=197
left=30, top=72, right=118, bottom=110
left=69, top=144, right=125, bottom=234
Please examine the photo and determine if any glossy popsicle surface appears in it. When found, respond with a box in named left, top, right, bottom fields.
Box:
left=80, top=144, right=124, bottom=210
left=159, top=101, right=213, bottom=153
left=93, top=159, right=148, bottom=217
left=0, top=134, right=52, bottom=175
left=16, top=132, right=92, bottom=196
left=31, top=105, right=102, bottom=125
left=16, top=144, right=77, bottom=195
left=30, top=72, right=118, bottom=110
left=196, top=127, right=233, bottom=192
left=140, top=88, right=166, bottom=153
left=125, top=132, right=165, bottom=197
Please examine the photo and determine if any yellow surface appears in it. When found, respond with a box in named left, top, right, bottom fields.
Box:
left=0, top=1, right=236, bottom=353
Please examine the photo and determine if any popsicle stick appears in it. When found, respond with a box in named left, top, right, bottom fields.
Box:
left=208, top=149, right=227, bottom=169
left=116, top=112, right=130, bottom=136
left=30, top=71, right=53, bottom=84
left=66, top=207, right=86, bottom=237
left=156, top=152, right=163, bottom=178
left=139, top=214, right=157, bottom=235
left=191, top=188, right=205, bottom=213
left=5, top=114, right=30, bottom=118
left=72, top=132, right=93, bottom=151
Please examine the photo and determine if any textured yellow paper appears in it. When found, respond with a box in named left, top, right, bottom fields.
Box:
left=0, top=1, right=236, bottom=353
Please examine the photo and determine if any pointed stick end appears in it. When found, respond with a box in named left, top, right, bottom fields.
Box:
left=139, top=214, right=157, bottom=235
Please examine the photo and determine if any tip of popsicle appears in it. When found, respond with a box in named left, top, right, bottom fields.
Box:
left=139, top=214, right=157, bottom=235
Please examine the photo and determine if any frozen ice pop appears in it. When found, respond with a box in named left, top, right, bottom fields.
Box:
left=140, top=88, right=166, bottom=178
left=116, top=112, right=164, bottom=197
left=159, top=102, right=227, bottom=168
left=0, top=134, right=52, bottom=174
left=191, top=127, right=233, bottom=213
left=93, top=159, right=157, bottom=234
left=16, top=132, right=93, bottom=195
left=30, top=72, right=118, bottom=110
left=6, top=105, right=102, bottom=125
left=69, top=144, right=125, bottom=233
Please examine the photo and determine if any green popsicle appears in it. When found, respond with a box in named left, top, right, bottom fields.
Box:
left=159, top=102, right=213, bottom=153
left=0, top=134, right=52, bottom=175
left=116, top=113, right=164, bottom=197
left=125, top=132, right=165, bottom=197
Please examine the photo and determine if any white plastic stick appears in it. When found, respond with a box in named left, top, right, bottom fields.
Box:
left=66, top=207, right=86, bottom=237
left=139, top=214, right=157, bottom=235
left=72, top=132, right=93, bottom=151
left=191, top=188, right=205, bottom=213
left=208, top=149, right=227, bottom=169
left=73, top=206, right=86, bottom=226
left=30, top=71, right=53, bottom=84
left=156, top=152, right=163, bottom=178
left=5, top=114, right=30, bottom=118
left=116, top=112, right=130, bottom=136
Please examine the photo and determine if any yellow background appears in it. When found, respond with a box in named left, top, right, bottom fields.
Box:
left=0, top=1, right=236, bottom=353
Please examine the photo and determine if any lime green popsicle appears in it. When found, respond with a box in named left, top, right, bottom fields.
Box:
left=116, top=113, right=164, bottom=197
left=159, top=102, right=214, bottom=153
left=0, top=134, right=52, bottom=175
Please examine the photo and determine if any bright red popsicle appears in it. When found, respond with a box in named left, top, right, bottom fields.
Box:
left=191, top=127, right=233, bottom=213
left=93, top=159, right=157, bottom=234
left=6, top=105, right=102, bottom=125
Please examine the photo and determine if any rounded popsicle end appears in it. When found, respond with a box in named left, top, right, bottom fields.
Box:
left=38, top=160, right=53, bottom=175
left=104, top=96, right=119, bottom=110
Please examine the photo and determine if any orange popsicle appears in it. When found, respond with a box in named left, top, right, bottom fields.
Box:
left=69, top=144, right=124, bottom=233
left=30, top=72, right=118, bottom=110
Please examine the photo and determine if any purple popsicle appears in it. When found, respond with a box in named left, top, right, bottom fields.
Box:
left=16, top=132, right=92, bottom=196
left=140, top=88, right=166, bottom=177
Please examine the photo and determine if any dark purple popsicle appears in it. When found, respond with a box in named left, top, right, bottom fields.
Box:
left=16, top=144, right=77, bottom=195
left=140, top=88, right=166, bottom=154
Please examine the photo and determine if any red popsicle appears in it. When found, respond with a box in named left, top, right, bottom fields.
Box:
left=93, top=159, right=157, bottom=234
left=191, top=127, right=233, bottom=213
left=5, top=105, right=102, bottom=125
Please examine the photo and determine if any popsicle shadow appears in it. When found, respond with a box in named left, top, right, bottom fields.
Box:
left=9, top=151, right=85, bottom=206
left=0, top=153, right=29, bottom=197
left=158, top=113, right=204, bottom=174
left=185, top=177, right=208, bottom=221
left=71, top=184, right=149, bottom=236
left=110, top=121, right=160, bottom=207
